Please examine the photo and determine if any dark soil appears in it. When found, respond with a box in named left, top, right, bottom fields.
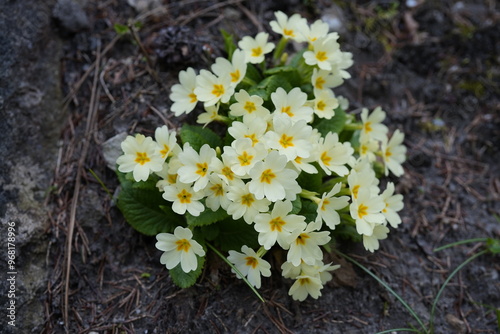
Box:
left=44, top=0, right=499, bottom=333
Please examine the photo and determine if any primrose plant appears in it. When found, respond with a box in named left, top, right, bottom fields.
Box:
left=116, top=11, right=406, bottom=301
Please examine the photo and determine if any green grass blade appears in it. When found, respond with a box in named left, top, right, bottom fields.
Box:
left=206, top=243, right=266, bottom=303
left=429, top=250, right=488, bottom=330
left=433, top=238, right=488, bottom=252
left=335, top=250, right=428, bottom=333
left=375, top=329, right=421, bottom=334
left=88, top=168, right=113, bottom=198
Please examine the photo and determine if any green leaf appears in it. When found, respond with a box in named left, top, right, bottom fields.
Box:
left=257, top=74, right=293, bottom=96
left=289, top=49, right=307, bottom=68
left=297, top=169, right=322, bottom=193
left=114, top=23, right=129, bottom=35
left=216, top=218, right=259, bottom=252
left=314, top=107, right=347, bottom=137
left=116, top=172, right=183, bottom=236
left=290, top=197, right=302, bottom=214
left=264, top=65, right=297, bottom=75
left=169, top=255, right=205, bottom=288
left=180, top=124, right=223, bottom=151
left=186, top=207, right=229, bottom=227
left=299, top=200, right=318, bottom=222
left=245, top=87, right=268, bottom=101
left=332, top=224, right=362, bottom=243
left=220, top=29, right=237, bottom=60
left=487, top=238, right=500, bottom=254
left=195, top=224, right=220, bottom=242
left=245, top=63, right=262, bottom=83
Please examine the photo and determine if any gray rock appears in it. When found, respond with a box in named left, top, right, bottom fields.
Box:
left=0, top=0, right=64, bottom=332
left=53, top=0, right=90, bottom=33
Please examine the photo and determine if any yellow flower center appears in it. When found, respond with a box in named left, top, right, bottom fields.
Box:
left=358, top=203, right=368, bottom=219
left=230, top=70, right=240, bottom=83
left=167, top=174, right=177, bottom=184
left=279, top=134, right=294, bottom=148
left=177, top=189, right=192, bottom=204
left=269, top=217, right=286, bottom=232
left=260, top=169, right=276, bottom=184
left=283, top=28, right=295, bottom=37
left=221, top=166, right=235, bottom=181
left=238, top=151, right=254, bottom=166
left=245, top=256, right=258, bottom=269
left=320, top=151, right=332, bottom=166
left=360, top=144, right=368, bottom=155
left=244, top=134, right=259, bottom=146
left=251, top=47, right=262, bottom=57
left=295, top=233, right=309, bottom=245
left=298, top=277, right=311, bottom=285
left=316, top=51, right=328, bottom=62
left=196, top=162, right=208, bottom=176
left=210, top=183, right=224, bottom=197
left=315, top=77, right=326, bottom=90
left=321, top=199, right=330, bottom=211
left=281, top=106, right=294, bottom=117
left=135, top=152, right=150, bottom=165
left=160, top=144, right=170, bottom=158
left=175, top=239, right=191, bottom=252
left=385, top=149, right=392, bottom=158
left=317, top=100, right=326, bottom=111
left=189, top=92, right=197, bottom=103
left=241, top=194, right=255, bottom=207
left=212, top=84, right=225, bottom=97
left=352, top=185, right=360, bottom=199
left=244, top=101, right=257, bottom=113
left=295, top=156, right=302, bottom=164
left=364, top=122, right=372, bottom=133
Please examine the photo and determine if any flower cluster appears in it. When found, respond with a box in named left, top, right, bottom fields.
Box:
left=116, top=11, right=406, bottom=301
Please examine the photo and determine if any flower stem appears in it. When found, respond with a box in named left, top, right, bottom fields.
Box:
left=343, top=123, right=363, bottom=131
left=206, top=243, right=266, bottom=303
left=273, top=37, right=288, bottom=61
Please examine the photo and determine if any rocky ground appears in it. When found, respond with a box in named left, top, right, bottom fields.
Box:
left=1, top=0, right=499, bottom=333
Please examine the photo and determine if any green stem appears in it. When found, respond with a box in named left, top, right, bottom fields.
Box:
left=335, top=250, right=428, bottom=334
left=299, top=189, right=320, bottom=203
left=206, top=243, right=266, bottom=303
left=273, top=37, right=288, bottom=61
left=215, top=114, right=232, bottom=125
left=343, top=123, right=363, bottom=131
left=429, top=250, right=488, bottom=331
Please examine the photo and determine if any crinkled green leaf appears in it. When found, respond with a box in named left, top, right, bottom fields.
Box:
left=297, top=169, right=322, bottom=193
left=245, top=63, right=262, bottom=83
left=245, top=87, right=268, bottom=101
left=116, top=173, right=183, bottom=236
left=180, top=124, right=223, bottom=151
left=195, top=224, right=220, bottom=242
left=299, top=200, right=318, bottom=223
left=169, top=255, right=205, bottom=288
left=216, top=218, right=259, bottom=252
left=186, top=207, right=229, bottom=227
left=289, top=49, right=307, bottom=68
left=290, top=197, right=303, bottom=215
left=331, top=223, right=362, bottom=243
left=257, top=74, right=293, bottom=96
left=264, top=65, right=297, bottom=75
left=314, top=107, right=347, bottom=137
